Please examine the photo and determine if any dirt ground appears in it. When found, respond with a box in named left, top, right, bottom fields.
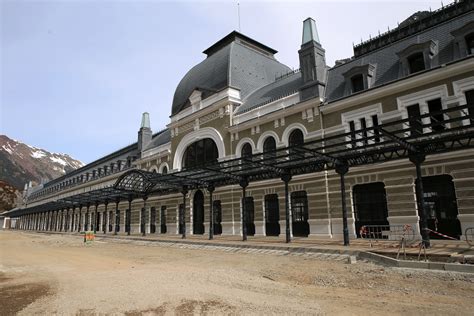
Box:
left=0, top=231, right=473, bottom=315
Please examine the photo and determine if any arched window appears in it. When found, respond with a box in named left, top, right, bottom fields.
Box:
left=289, top=129, right=304, bottom=147
left=241, top=143, right=252, bottom=158
left=161, top=166, right=168, bottom=174
left=263, top=137, right=276, bottom=159
left=182, top=138, right=218, bottom=169
left=289, top=129, right=304, bottom=158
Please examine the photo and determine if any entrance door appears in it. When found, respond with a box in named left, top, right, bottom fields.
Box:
left=115, top=209, right=120, bottom=233
left=140, top=208, right=146, bottom=234
left=150, top=207, right=156, bottom=234
left=125, top=209, right=131, bottom=234
left=243, top=197, right=255, bottom=236
left=178, top=204, right=185, bottom=234
left=291, top=191, right=309, bottom=237
left=193, top=190, right=205, bottom=234
left=213, top=200, right=222, bottom=235
left=419, top=175, right=461, bottom=239
left=102, top=211, right=107, bottom=233
left=265, top=194, right=280, bottom=236
left=108, top=211, right=113, bottom=232
left=161, top=206, right=167, bottom=234
left=353, top=183, right=389, bottom=238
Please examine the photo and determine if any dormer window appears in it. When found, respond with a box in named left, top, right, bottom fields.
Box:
left=342, top=64, right=376, bottom=95
left=451, top=22, right=474, bottom=59
left=466, top=33, right=474, bottom=55
left=397, top=40, right=438, bottom=76
left=351, top=74, right=364, bottom=93
left=407, top=52, right=425, bottom=74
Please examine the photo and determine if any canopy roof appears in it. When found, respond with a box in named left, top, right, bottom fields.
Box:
left=6, top=102, right=474, bottom=217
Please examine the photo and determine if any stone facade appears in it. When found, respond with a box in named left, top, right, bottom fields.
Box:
left=8, top=3, right=474, bottom=241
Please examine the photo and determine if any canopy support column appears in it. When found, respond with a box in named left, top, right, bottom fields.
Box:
left=208, top=184, right=215, bottom=240
left=181, top=186, right=188, bottom=239
left=114, top=199, right=120, bottom=235
left=240, top=178, right=249, bottom=242
left=281, top=172, right=292, bottom=243
left=78, top=205, right=83, bottom=232
left=103, top=201, right=108, bottom=234
left=141, top=196, right=147, bottom=237
left=409, top=153, right=430, bottom=248
left=71, top=207, right=75, bottom=232
left=127, top=196, right=132, bottom=236
left=336, top=161, right=350, bottom=246
left=85, top=203, right=90, bottom=231
left=94, top=202, right=99, bottom=234
left=54, top=210, right=58, bottom=231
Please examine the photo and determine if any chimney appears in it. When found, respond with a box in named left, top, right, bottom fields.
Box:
left=298, top=18, right=327, bottom=101
left=137, top=112, right=152, bottom=155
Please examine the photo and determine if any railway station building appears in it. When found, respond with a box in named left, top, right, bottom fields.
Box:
left=5, top=1, right=474, bottom=245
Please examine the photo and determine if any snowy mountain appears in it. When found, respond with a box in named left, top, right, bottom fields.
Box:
left=0, top=135, right=84, bottom=205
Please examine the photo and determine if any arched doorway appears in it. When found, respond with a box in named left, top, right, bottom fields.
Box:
left=418, top=175, right=461, bottom=239
left=193, top=190, right=205, bottom=234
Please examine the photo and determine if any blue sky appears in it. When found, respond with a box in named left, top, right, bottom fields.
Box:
left=1, top=0, right=449, bottom=164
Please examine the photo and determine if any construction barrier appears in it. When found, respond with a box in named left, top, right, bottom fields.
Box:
left=83, top=231, right=95, bottom=244
left=423, top=228, right=458, bottom=240
left=465, top=227, right=474, bottom=247
left=360, top=224, right=415, bottom=247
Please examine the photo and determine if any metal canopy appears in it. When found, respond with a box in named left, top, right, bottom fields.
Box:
left=115, top=103, right=474, bottom=194
left=6, top=102, right=474, bottom=217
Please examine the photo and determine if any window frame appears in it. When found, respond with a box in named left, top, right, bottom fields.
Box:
left=396, top=40, right=438, bottom=76
left=342, top=64, right=376, bottom=95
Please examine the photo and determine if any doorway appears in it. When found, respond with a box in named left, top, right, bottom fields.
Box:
left=265, top=194, right=280, bottom=236
left=419, top=175, right=461, bottom=239
left=193, top=190, right=205, bottom=234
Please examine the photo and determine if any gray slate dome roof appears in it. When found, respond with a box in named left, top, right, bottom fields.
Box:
left=171, top=31, right=292, bottom=116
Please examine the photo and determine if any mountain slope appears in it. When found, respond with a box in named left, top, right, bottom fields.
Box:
left=0, top=135, right=84, bottom=211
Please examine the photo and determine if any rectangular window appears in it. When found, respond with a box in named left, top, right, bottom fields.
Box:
left=360, top=117, right=368, bottom=145
left=465, top=89, right=474, bottom=122
left=351, top=74, right=364, bottom=93
left=466, top=34, right=474, bottom=55
left=349, top=121, right=357, bottom=148
left=150, top=207, right=156, bottom=234
left=264, top=194, right=279, bottom=223
left=408, top=53, right=425, bottom=74
left=372, top=115, right=380, bottom=143
left=427, top=98, right=445, bottom=131
left=212, top=200, right=222, bottom=235
left=407, top=104, right=422, bottom=136
left=353, top=183, right=389, bottom=238
left=290, top=191, right=308, bottom=223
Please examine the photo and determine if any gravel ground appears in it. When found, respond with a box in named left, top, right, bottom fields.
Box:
left=0, top=231, right=473, bottom=315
